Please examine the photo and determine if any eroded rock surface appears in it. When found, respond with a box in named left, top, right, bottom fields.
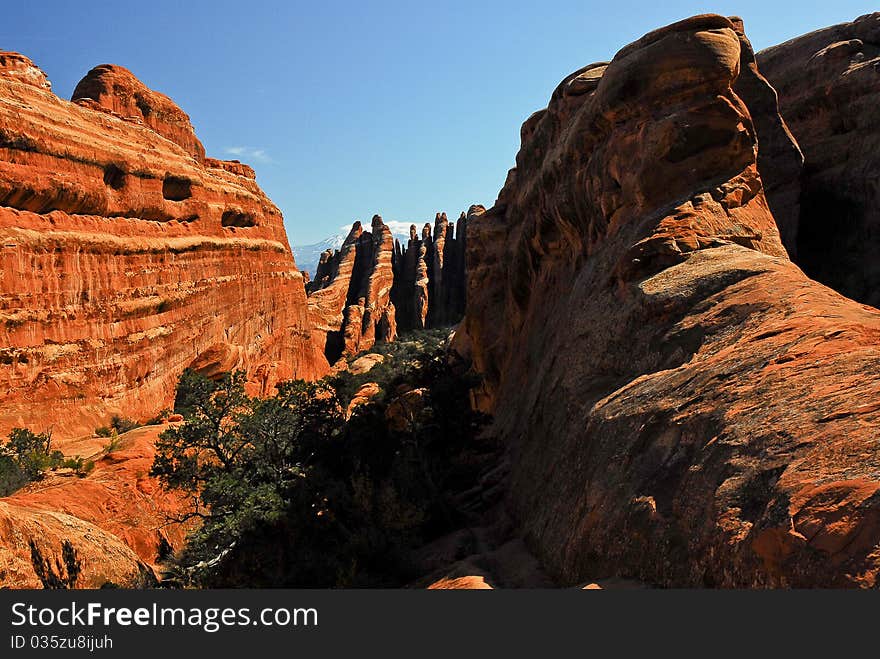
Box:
left=72, top=64, right=206, bottom=161
left=758, top=12, right=880, bottom=306
left=307, top=215, right=397, bottom=362
left=0, top=425, right=190, bottom=588
left=0, top=54, right=328, bottom=439
left=0, top=501, right=156, bottom=588
left=458, top=15, right=880, bottom=587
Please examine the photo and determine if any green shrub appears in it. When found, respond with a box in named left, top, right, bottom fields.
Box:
left=147, top=409, right=173, bottom=426
left=103, top=434, right=124, bottom=455
left=61, top=456, right=92, bottom=476
left=95, top=415, right=139, bottom=437
left=172, top=369, right=215, bottom=418
left=0, top=427, right=65, bottom=495
left=0, top=453, right=27, bottom=496
left=153, top=330, right=492, bottom=588
left=110, top=415, right=138, bottom=434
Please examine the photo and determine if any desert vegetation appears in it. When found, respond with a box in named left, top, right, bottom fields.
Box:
left=151, top=330, right=494, bottom=587
left=0, top=427, right=92, bottom=496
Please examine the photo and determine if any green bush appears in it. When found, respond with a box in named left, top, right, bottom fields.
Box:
left=0, top=427, right=66, bottom=495
left=147, top=409, right=173, bottom=426
left=152, top=331, right=492, bottom=588
left=111, top=415, right=138, bottom=434
left=330, top=327, right=451, bottom=403
left=95, top=415, right=139, bottom=437
left=61, top=456, right=93, bottom=476
left=172, top=369, right=214, bottom=418
left=0, top=453, right=27, bottom=496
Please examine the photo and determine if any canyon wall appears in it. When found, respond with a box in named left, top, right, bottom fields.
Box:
left=457, top=15, right=880, bottom=587
left=0, top=55, right=328, bottom=439
left=758, top=13, right=880, bottom=307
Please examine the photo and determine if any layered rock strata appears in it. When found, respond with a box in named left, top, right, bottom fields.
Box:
left=0, top=53, right=328, bottom=439
left=307, top=215, right=397, bottom=362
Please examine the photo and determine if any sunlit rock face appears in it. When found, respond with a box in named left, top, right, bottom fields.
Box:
left=0, top=52, right=328, bottom=439
left=307, top=214, right=397, bottom=363
left=0, top=425, right=190, bottom=588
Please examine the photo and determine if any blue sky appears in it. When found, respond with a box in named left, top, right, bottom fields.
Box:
left=3, top=1, right=876, bottom=243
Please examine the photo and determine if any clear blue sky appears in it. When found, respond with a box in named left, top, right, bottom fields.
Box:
left=3, top=1, right=876, bottom=243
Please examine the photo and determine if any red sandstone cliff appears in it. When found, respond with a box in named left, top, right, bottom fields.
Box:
left=757, top=12, right=880, bottom=307
left=307, top=215, right=397, bottom=362
left=0, top=53, right=328, bottom=439
left=456, top=15, right=880, bottom=587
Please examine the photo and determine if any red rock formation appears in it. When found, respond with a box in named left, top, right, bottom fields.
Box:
left=0, top=53, right=328, bottom=439
left=728, top=19, right=803, bottom=254
left=757, top=12, right=880, bottom=307
left=428, top=575, right=492, bottom=589
left=0, top=425, right=193, bottom=588
left=0, top=52, right=52, bottom=91
left=0, top=501, right=155, bottom=588
left=427, top=212, right=468, bottom=327
left=458, top=15, right=880, bottom=587
left=390, top=211, right=469, bottom=331
left=429, top=212, right=450, bottom=327
left=390, top=225, right=423, bottom=329
left=307, top=221, right=362, bottom=358
left=72, top=64, right=206, bottom=161
left=307, top=215, right=397, bottom=362
left=204, top=158, right=256, bottom=179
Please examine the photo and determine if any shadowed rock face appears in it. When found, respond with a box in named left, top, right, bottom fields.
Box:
left=391, top=212, right=469, bottom=331
left=307, top=215, right=397, bottom=363
left=758, top=12, right=880, bottom=307
left=458, top=15, right=880, bottom=587
left=0, top=54, right=328, bottom=439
